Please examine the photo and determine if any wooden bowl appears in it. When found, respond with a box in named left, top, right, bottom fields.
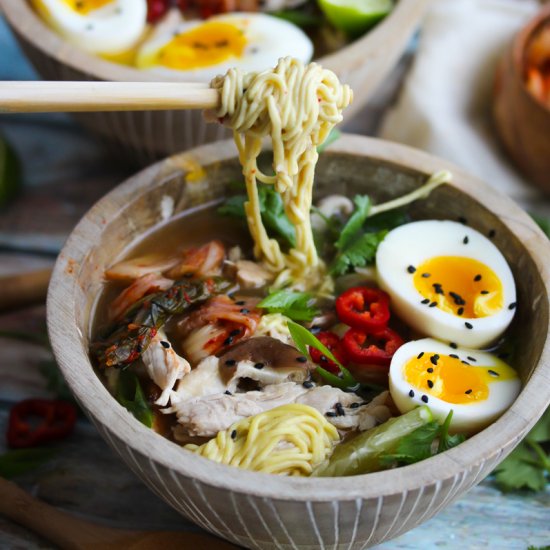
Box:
left=47, top=135, right=550, bottom=549
left=0, top=0, right=431, bottom=165
left=493, top=4, right=550, bottom=194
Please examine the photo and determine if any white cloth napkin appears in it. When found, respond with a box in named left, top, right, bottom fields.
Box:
left=378, top=0, right=542, bottom=204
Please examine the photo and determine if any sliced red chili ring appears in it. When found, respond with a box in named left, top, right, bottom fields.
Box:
left=308, top=331, right=348, bottom=374
left=7, top=399, right=77, bottom=449
left=336, top=286, right=390, bottom=331
left=342, top=327, right=404, bottom=367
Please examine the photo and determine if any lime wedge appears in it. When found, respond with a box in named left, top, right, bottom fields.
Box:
left=318, top=0, right=394, bottom=37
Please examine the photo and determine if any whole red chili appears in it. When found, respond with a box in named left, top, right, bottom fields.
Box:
left=336, top=287, right=391, bottom=332
left=7, top=399, right=77, bottom=449
left=308, top=331, right=348, bottom=374
left=343, top=327, right=404, bottom=367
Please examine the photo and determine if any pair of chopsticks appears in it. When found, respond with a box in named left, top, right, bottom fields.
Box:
left=0, top=81, right=220, bottom=113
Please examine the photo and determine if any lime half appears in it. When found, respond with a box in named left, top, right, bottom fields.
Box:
left=318, top=0, right=394, bottom=37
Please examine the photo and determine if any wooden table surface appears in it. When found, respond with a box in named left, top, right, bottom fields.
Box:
left=0, top=14, right=548, bottom=550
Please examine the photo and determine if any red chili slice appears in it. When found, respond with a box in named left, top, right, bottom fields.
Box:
left=308, top=331, right=348, bottom=374
left=7, top=399, right=77, bottom=449
left=336, top=287, right=390, bottom=331
left=342, top=327, right=404, bottom=367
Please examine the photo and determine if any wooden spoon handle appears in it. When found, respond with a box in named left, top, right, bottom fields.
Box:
left=0, top=268, right=52, bottom=312
left=0, top=477, right=237, bottom=549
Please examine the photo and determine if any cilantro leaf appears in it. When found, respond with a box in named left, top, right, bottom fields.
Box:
left=287, top=320, right=357, bottom=390
left=336, top=195, right=371, bottom=250
left=330, top=230, right=387, bottom=276
left=217, top=194, right=246, bottom=218
left=528, top=406, right=550, bottom=443
left=116, top=371, right=154, bottom=428
left=317, top=128, right=342, bottom=154
left=0, top=448, right=55, bottom=479
left=494, top=443, right=547, bottom=492
left=258, top=290, right=319, bottom=322
left=437, top=409, right=466, bottom=453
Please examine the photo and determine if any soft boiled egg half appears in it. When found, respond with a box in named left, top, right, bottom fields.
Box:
left=32, top=0, right=147, bottom=55
left=376, top=220, right=517, bottom=348
left=389, top=338, right=521, bottom=433
left=135, top=13, right=314, bottom=79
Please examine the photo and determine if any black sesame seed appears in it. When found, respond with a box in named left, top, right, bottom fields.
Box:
left=450, top=342, right=458, bottom=349
left=225, top=359, right=236, bottom=366
left=254, top=362, right=265, bottom=370
left=296, top=356, right=308, bottom=363
left=422, top=273, right=431, bottom=278
left=421, top=395, right=429, bottom=403
left=433, top=283, right=444, bottom=295
left=474, top=274, right=482, bottom=282
left=409, top=390, right=415, bottom=397
left=467, top=356, right=477, bottom=362
left=508, top=302, right=517, bottom=310
left=463, top=236, right=469, bottom=244
left=458, top=216, right=468, bottom=225
left=457, top=307, right=464, bottom=316
left=303, top=380, right=314, bottom=389
left=160, top=340, right=170, bottom=349
left=429, top=301, right=438, bottom=308
left=427, top=367, right=434, bottom=373
left=421, top=298, right=430, bottom=305
left=229, top=329, right=241, bottom=337
left=461, top=361, right=470, bottom=366
left=350, top=402, right=361, bottom=409
left=480, top=290, right=489, bottom=295
left=465, top=389, right=472, bottom=395
left=231, top=430, right=237, bottom=440
left=465, top=322, right=473, bottom=329
left=417, top=352, right=425, bottom=359
left=489, top=229, right=496, bottom=238
left=235, top=300, right=246, bottom=306
left=430, top=354, right=439, bottom=365
left=450, top=354, right=459, bottom=359
left=427, top=380, right=434, bottom=389
left=224, top=390, right=232, bottom=395
left=240, top=308, right=250, bottom=314
left=407, top=265, right=416, bottom=274
left=335, top=403, right=345, bottom=416
left=488, top=369, right=499, bottom=377
left=326, top=411, right=337, bottom=417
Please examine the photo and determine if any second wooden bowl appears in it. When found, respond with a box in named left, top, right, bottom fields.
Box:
left=47, top=134, right=550, bottom=549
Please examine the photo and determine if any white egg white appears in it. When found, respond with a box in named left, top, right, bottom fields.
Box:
left=135, top=13, right=314, bottom=80
left=376, top=220, right=516, bottom=348
left=33, top=0, right=147, bottom=54
left=389, top=338, right=521, bottom=433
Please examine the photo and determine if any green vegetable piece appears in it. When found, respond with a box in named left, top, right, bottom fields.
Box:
left=287, top=320, right=357, bottom=390
left=217, top=194, right=246, bottom=218
left=493, top=443, right=547, bottom=492
left=314, top=406, right=433, bottom=477
left=0, top=134, right=21, bottom=207
left=528, top=406, right=550, bottom=443
left=317, top=0, right=393, bottom=37
left=0, top=448, right=55, bottom=479
left=330, top=230, right=387, bottom=276
left=258, top=290, right=319, bottom=322
left=116, top=370, right=154, bottom=428
left=336, top=195, right=371, bottom=250
left=317, top=128, right=342, bottom=154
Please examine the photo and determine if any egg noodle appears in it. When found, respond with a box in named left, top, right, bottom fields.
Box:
left=209, top=57, right=353, bottom=290
left=186, top=404, right=339, bottom=475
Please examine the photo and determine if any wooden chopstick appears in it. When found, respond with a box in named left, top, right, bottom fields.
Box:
left=0, top=81, right=220, bottom=113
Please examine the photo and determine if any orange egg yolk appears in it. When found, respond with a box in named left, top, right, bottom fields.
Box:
left=413, top=256, right=503, bottom=318
left=154, top=22, right=246, bottom=71
left=403, top=353, right=517, bottom=404
left=63, top=0, right=113, bottom=14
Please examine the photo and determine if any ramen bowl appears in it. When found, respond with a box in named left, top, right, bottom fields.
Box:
left=0, top=0, right=431, bottom=165
left=47, top=135, right=550, bottom=549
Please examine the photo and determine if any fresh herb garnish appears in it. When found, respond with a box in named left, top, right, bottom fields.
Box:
left=317, top=128, right=342, bottom=154
left=115, top=370, right=154, bottom=428
left=287, top=320, right=357, bottom=390
left=335, top=195, right=371, bottom=250
left=0, top=448, right=55, bottom=479
left=379, top=410, right=465, bottom=466
left=493, top=407, right=549, bottom=492
left=331, top=230, right=387, bottom=276
left=258, top=290, right=319, bottom=322
left=218, top=184, right=296, bottom=248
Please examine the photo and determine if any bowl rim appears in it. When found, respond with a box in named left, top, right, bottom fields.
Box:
left=0, top=0, right=429, bottom=83
left=47, top=134, right=550, bottom=502
left=511, top=3, right=550, bottom=116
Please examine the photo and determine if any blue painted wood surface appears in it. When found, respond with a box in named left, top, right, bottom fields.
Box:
left=0, top=14, right=548, bottom=550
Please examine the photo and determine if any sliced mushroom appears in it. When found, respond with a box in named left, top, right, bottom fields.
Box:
left=311, top=194, right=354, bottom=232
left=233, top=260, right=273, bottom=289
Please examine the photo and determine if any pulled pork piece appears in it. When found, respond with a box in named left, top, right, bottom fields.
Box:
left=165, top=240, right=225, bottom=279
left=105, top=254, right=180, bottom=284
left=170, top=356, right=227, bottom=402
left=141, top=329, right=191, bottom=407
left=108, top=272, right=173, bottom=322
left=170, top=382, right=308, bottom=439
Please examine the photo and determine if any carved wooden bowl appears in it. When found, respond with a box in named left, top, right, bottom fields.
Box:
left=0, top=0, right=431, bottom=165
left=47, top=135, right=550, bottom=549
